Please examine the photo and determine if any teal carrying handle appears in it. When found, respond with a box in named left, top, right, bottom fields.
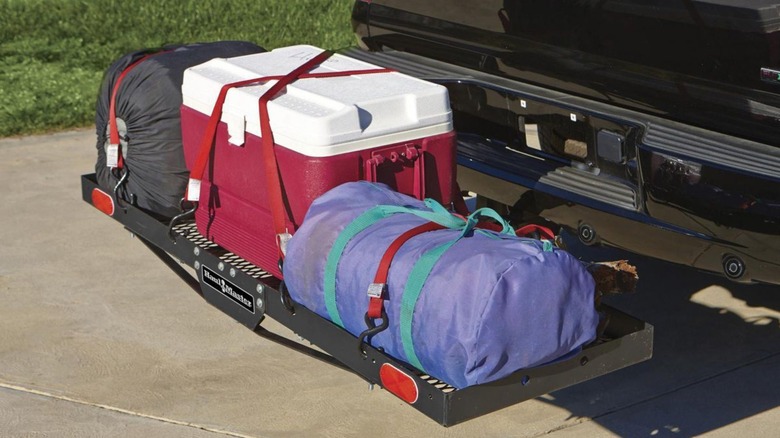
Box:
left=461, top=207, right=515, bottom=237
left=378, top=204, right=466, bottom=229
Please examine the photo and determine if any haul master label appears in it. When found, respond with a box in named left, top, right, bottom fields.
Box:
left=201, top=265, right=255, bottom=313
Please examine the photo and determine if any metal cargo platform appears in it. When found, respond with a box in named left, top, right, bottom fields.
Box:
left=81, top=173, right=653, bottom=426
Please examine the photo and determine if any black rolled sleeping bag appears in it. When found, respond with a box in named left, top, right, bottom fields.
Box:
left=95, top=41, right=265, bottom=218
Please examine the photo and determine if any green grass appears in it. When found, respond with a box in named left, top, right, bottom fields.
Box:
left=0, top=0, right=356, bottom=137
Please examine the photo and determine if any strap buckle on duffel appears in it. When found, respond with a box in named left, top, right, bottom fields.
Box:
left=325, top=195, right=522, bottom=369
left=367, top=283, right=386, bottom=299
left=359, top=283, right=390, bottom=358
left=357, top=221, right=446, bottom=357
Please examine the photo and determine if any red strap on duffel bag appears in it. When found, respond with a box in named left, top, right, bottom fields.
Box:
left=515, top=224, right=556, bottom=241
left=367, top=221, right=445, bottom=319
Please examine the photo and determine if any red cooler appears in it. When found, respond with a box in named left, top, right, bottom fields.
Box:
left=180, top=45, right=457, bottom=278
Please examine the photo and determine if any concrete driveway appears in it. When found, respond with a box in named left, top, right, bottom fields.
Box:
left=0, top=129, right=778, bottom=437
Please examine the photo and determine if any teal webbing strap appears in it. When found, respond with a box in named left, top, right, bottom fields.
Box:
left=323, top=193, right=518, bottom=352
left=396, top=207, right=515, bottom=372
left=378, top=205, right=465, bottom=229
left=464, top=207, right=515, bottom=236
left=323, top=206, right=387, bottom=327
left=424, top=198, right=454, bottom=217
left=323, top=200, right=467, bottom=327
left=399, top=239, right=459, bottom=372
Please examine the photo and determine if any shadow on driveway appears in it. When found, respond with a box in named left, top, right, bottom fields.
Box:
left=546, top=238, right=780, bottom=436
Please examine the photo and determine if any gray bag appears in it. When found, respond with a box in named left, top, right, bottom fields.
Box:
left=95, top=41, right=265, bottom=218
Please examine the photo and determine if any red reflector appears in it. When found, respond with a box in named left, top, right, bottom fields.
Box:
left=379, top=363, right=418, bottom=404
left=91, top=188, right=115, bottom=216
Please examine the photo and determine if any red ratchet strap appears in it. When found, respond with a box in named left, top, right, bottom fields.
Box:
left=515, top=224, right=556, bottom=241
left=474, top=220, right=504, bottom=233
left=474, top=221, right=556, bottom=241
left=367, top=222, right=445, bottom=319
left=107, top=50, right=169, bottom=169
left=185, top=75, right=284, bottom=201
left=258, top=50, right=336, bottom=260
left=184, top=51, right=394, bottom=263
left=185, top=58, right=394, bottom=203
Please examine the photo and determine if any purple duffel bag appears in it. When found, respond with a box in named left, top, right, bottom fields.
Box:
left=283, top=181, right=599, bottom=388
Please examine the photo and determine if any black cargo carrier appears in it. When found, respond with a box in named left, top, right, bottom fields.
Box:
left=82, top=173, right=653, bottom=426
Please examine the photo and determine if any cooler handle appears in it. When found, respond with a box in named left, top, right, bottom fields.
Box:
left=364, top=145, right=426, bottom=200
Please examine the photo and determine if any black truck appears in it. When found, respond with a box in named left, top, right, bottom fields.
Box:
left=350, top=0, right=780, bottom=285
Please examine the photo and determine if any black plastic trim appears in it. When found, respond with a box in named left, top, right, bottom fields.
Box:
left=539, top=167, right=638, bottom=211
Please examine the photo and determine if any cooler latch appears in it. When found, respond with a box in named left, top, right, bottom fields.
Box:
left=225, top=112, right=246, bottom=147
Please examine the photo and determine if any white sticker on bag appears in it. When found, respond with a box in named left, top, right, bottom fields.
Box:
left=187, top=178, right=201, bottom=202
left=106, top=144, right=119, bottom=168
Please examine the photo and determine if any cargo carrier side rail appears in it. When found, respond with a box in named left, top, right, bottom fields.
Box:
left=82, top=173, right=653, bottom=426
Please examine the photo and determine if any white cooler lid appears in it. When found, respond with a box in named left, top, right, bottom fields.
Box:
left=182, top=45, right=453, bottom=157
